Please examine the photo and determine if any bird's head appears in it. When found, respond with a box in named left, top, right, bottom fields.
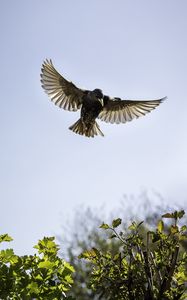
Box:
left=93, top=89, right=103, bottom=99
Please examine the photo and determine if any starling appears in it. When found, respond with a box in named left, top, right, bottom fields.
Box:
left=41, top=59, right=166, bottom=137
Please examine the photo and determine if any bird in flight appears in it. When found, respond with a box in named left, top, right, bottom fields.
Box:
left=41, top=59, right=166, bottom=138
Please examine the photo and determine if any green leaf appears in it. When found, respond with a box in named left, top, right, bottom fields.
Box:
left=112, top=218, right=122, bottom=228
left=33, top=236, right=59, bottom=255
left=99, top=223, right=110, bottom=230
left=179, top=234, right=187, bottom=241
left=113, top=253, right=120, bottom=261
left=0, top=249, right=18, bottom=264
left=64, top=273, right=74, bottom=283
left=157, top=220, right=164, bottom=232
left=109, top=234, right=116, bottom=239
left=38, top=260, right=55, bottom=269
left=128, top=222, right=137, bottom=231
left=162, top=212, right=174, bottom=218
left=0, top=234, right=13, bottom=243
left=63, top=261, right=75, bottom=273
left=162, top=210, right=185, bottom=220
left=92, top=247, right=101, bottom=257
left=180, top=225, right=187, bottom=232
left=177, top=210, right=185, bottom=219
left=35, top=274, right=43, bottom=281
left=27, top=282, right=39, bottom=294
left=152, top=232, right=160, bottom=243
left=170, top=225, right=179, bottom=234
left=135, top=253, right=142, bottom=262
left=78, top=248, right=100, bottom=260
left=137, top=221, right=144, bottom=228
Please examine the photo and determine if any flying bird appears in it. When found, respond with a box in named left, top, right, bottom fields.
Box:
left=41, top=59, right=166, bottom=137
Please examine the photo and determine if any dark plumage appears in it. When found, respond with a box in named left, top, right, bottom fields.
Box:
left=41, top=59, right=166, bottom=137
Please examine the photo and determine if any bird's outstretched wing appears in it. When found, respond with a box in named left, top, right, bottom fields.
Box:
left=98, top=96, right=166, bottom=124
left=41, top=59, right=86, bottom=111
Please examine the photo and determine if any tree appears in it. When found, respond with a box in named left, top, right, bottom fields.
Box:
left=0, top=235, right=74, bottom=300
left=60, top=206, right=124, bottom=299
left=80, top=210, right=187, bottom=300
left=60, top=194, right=187, bottom=299
left=1, top=208, right=186, bottom=299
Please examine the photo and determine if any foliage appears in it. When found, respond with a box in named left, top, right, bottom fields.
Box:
left=61, top=199, right=187, bottom=299
left=61, top=207, right=123, bottom=299
left=79, top=211, right=187, bottom=300
left=0, top=235, right=74, bottom=300
left=1, top=207, right=187, bottom=300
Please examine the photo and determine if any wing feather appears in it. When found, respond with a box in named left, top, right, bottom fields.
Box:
left=41, top=59, right=86, bottom=111
left=98, top=97, right=166, bottom=124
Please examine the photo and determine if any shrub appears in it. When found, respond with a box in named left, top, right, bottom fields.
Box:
left=79, top=211, right=187, bottom=300
left=0, top=235, right=74, bottom=300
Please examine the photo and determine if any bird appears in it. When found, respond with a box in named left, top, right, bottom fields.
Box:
left=41, top=59, right=166, bottom=138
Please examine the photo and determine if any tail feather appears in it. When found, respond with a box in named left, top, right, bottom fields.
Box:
left=69, top=119, right=104, bottom=137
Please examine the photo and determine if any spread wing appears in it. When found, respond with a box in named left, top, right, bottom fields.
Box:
left=98, top=96, right=166, bottom=124
left=41, top=59, right=87, bottom=111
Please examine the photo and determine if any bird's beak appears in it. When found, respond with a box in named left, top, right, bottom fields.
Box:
left=98, top=98, right=104, bottom=106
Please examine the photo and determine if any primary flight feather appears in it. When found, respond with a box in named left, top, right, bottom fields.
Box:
left=41, top=59, right=166, bottom=137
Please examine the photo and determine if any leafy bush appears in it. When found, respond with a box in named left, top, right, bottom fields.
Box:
left=1, top=210, right=186, bottom=300
left=79, top=211, right=187, bottom=300
left=0, top=235, right=74, bottom=300
left=62, top=207, right=123, bottom=299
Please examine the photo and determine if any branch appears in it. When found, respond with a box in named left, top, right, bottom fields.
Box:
left=159, top=246, right=179, bottom=298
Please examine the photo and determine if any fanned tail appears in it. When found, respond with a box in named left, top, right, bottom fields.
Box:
left=69, top=119, right=104, bottom=138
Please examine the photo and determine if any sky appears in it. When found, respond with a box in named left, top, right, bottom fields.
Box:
left=0, top=0, right=187, bottom=255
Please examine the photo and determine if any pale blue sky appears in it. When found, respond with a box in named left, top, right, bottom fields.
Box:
left=1, top=0, right=187, bottom=254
